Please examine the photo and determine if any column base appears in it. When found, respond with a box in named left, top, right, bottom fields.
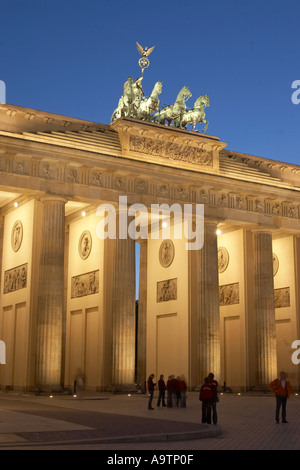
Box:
left=34, top=385, right=72, bottom=396
left=106, top=384, right=138, bottom=394
left=251, top=385, right=272, bottom=394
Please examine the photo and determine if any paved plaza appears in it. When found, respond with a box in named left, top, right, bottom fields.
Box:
left=0, top=389, right=299, bottom=451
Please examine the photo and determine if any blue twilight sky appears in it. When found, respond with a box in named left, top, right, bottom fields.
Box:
left=0, top=0, right=300, bottom=166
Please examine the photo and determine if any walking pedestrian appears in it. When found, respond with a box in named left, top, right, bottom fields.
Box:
left=270, top=371, right=292, bottom=423
left=199, top=377, right=212, bottom=424
left=147, top=374, right=156, bottom=410
left=167, top=375, right=174, bottom=407
left=179, top=375, right=187, bottom=408
left=175, top=376, right=181, bottom=407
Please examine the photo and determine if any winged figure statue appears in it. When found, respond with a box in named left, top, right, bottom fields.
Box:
left=136, top=42, right=155, bottom=57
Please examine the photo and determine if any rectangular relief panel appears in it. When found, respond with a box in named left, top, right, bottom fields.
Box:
left=71, top=270, right=99, bottom=298
left=156, top=313, right=178, bottom=378
left=274, top=287, right=290, bottom=308
left=69, top=310, right=84, bottom=384
left=1, top=305, right=13, bottom=386
left=157, top=278, right=177, bottom=303
left=3, top=263, right=28, bottom=293
left=219, top=282, right=239, bottom=306
left=224, top=316, right=241, bottom=388
left=85, top=307, right=100, bottom=387
left=13, top=302, right=27, bottom=387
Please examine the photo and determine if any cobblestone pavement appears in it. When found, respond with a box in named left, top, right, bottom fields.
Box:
left=0, top=391, right=299, bottom=451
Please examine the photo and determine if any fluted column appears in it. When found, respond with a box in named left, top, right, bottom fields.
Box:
left=254, top=231, right=277, bottom=386
left=136, top=239, right=147, bottom=386
left=197, top=220, right=220, bottom=383
left=112, top=230, right=136, bottom=387
left=35, top=197, right=66, bottom=389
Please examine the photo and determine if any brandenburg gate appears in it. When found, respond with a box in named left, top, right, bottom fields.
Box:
left=0, top=45, right=299, bottom=393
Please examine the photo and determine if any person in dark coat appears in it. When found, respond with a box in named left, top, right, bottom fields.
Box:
left=199, top=377, right=212, bottom=424
left=147, top=374, right=156, bottom=410
left=157, top=374, right=167, bottom=407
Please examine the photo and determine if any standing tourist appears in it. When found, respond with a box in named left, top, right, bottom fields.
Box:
left=157, top=374, right=167, bottom=407
left=270, top=371, right=292, bottom=423
left=147, top=374, right=156, bottom=410
left=199, top=377, right=212, bottom=424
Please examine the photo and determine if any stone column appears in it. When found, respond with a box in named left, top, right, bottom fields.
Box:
left=35, top=197, right=66, bottom=390
left=293, top=236, right=300, bottom=391
left=254, top=230, right=277, bottom=387
left=136, top=239, right=147, bottom=387
left=196, top=220, right=220, bottom=383
left=0, top=215, right=4, bottom=294
left=111, top=230, right=136, bottom=388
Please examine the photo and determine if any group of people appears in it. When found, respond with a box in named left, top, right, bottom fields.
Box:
left=147, top=374, right=187, bottom=410
left=148, top=370, right=293, bottom=425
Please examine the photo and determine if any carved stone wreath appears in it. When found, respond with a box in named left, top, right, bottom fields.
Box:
left=273, top=253, right=279, bottom=276
left=218, top=247, right=229, bottom=273
left=78, top=230, right=92, bottom=260
left=159, top=239, right=175, bottom=268
left=11, top=220, right=23, bottom=252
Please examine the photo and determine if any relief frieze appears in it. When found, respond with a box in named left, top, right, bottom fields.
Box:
left=157, top=278, right=177, bottom=302
left=274, top=287, right=290, bottom=308
left=14, top=158, right=29, bottom=175
left=39, top=161, right=55, bottom=179
left=65, top=167, right=78, bottom=183
left=89, top=169, right=103, bottom=186
left=219, top=282, right=239, bottom=306
left=71, top=270, right=99, bottom=298
left=4, top=263, right=28, bottom=293
left=129, top=135, right=213, bottom=167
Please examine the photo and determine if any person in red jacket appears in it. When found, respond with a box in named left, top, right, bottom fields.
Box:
left=199, top=377, right=212, bottom=424
left=270, top=371, right=292, bottom=423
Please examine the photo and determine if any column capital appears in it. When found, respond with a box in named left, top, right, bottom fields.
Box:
left=252, top=225, right=279, bottom=235
left=40, top=195, right=68, bottom=204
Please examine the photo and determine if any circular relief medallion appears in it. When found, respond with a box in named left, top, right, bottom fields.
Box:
left=273, top=253, right=279, bottom=276
left=11, top=220, right=23, bottom=252
left=78, top=230, right=92, bottom=260
left=159, top=239, right=175, bottom=268
left=218, top=247, right=229, bottom=273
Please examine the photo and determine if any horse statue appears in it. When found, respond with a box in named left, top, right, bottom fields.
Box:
left=174, top=94, right=210, bottom=132
left=111, top=76, right=145, bottom=123
left=136, top=81, right=162, bottom=121
left=152, top=85, right=192, bottom=126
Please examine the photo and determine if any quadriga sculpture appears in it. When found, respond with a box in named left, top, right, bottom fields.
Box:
left=152, top=86, right=192, bottom=126
left=111, top=76, right=144, bottom=123
left=136, top=81, right=162, bottom=121
left=174, top=94, right=210, bottom=132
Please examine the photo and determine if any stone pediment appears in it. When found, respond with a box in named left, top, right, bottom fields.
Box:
left=111, top=117, right=227, bottom=174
